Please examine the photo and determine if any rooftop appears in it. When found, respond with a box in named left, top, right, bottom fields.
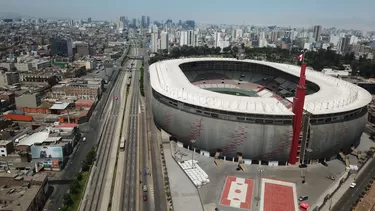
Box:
left=0, top=172, right=47, bottom=211
left=150, top=58, right=372, bottom=115
left=49, top=102, right=70, bottom=110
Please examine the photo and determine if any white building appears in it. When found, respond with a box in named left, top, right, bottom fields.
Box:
left=329, top=35, right=340, bottom=47
left=180, top=31, right=188, bottom=46
left=160, top=31, right=169, bottom=50
left=187, top=30, right=196, bottom=47
left=214, top=32, right=221, bottom=48
left=151, top=32, right=159, bottom=53
left=235, top=29, right=243, bottom=39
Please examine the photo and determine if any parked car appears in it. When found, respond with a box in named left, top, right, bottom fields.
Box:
left=298, top=195, right=308, bottom=201
left=350, top=183, right=356, bottom=188
left=326, top=176, right=336, bottom=181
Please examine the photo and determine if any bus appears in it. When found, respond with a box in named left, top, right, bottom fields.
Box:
left=120, top=137, right=126, bottom=151
left=120, top=142, right=125, bottom=151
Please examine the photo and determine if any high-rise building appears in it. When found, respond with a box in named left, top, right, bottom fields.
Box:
left=215, top=32, right=221, bottom=48
left=185, top=20, right=195, bottom=29
left=235, top=29, right=243, bottom=39
left=337, top=36, right=351, bottom=54
left=120, top=16, right=126, bottom=22
left=132, top=18, right=137, bottom=27
left=147, top=16, right=150, bottom=27
left=160, top=32, right=169, bottom=50
left=151, top=32, right=159, bottom=53
left=88, top=17, right=92, bottom=23
left=180, top=31, right=188, bottom=46
left=50, top=37, right=73, bottom=57
left=313, top=25, right=322, bottom=42
left=187, top=30, right=195, bottom=46
left=117, top=20, right=125, bottom=33
left=141, top=16, right=146, bottom=28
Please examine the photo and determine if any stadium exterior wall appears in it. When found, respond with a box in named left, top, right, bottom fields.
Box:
left=152, top=89, right=368, bottom=162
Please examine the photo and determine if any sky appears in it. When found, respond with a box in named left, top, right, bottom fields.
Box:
left=1, top=0, right=375, bottom=29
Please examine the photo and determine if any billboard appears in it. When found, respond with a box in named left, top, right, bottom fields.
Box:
left=31, top=146, right=63, bottom=160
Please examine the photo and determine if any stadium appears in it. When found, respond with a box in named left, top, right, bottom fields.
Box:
left=149, top=58, right=372, bottom=165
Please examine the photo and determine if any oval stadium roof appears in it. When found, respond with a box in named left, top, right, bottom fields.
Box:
left=149, top=58, right=372, bottom=116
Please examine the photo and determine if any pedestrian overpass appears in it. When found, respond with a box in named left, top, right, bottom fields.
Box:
left=127, top=56, right=143, bottom=60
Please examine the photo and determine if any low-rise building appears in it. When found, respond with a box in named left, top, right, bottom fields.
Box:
left=15, top=93, right=42, bottom=108
left=0, top=140, right=14, bottom=157
left=0, top=71, right=20, bottom=87
left=49, top=79, right=101, bottom=101
left=0, top=63, right=15, bottom=71
left=0, top=172, right=49, bottom=211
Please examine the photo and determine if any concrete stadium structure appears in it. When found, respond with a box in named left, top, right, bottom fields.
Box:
left=149, top=58, right=372, bottom=165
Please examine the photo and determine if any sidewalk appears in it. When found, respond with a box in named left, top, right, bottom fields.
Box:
left=320, top=157, right=373, bottom=210
left=163, top=139, right=204, bottom=211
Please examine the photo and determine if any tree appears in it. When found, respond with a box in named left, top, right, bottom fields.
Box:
left=63, top=193, right=74, bottom=206
left=70, top=180, right=81, bottom=194
left=85, top=148, right=96, bottom=165
left=82, top=163, right=90, bottom=171
left=76, top=172, right=83, bottom=181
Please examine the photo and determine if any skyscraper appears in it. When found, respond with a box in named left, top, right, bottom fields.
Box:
left=215, top=32, right=221, bottom=48
left=160, top=32, right=169, bottom=50
left=141, top=16, right=146, bottom=28
left=180, top=31, right=188, bottom=46
left=187, top=30, right=196, bottom=47
left=147, top=16, right=150, bottom=27
left=313, top=25, right=322, bottom=42
left=88, top=17, right=92, bottom=23
left=151, top=32, right=159, bottom=53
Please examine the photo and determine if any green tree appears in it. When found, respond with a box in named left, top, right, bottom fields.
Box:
left=82, top=162, right=90, bottom=171
left=76, top=172, right=83, bottom=181
left=63, top=193, right=74, bottom=206
left=70, top=180, right=81, bottom=194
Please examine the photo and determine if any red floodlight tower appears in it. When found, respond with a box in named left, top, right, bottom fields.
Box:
left=289, top=51, right=307, bottom=165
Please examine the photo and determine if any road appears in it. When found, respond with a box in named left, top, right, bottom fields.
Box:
left=332, top=158, right=375, bottom=211
left=44, top=47, right=129, bottom=211
left=143, top=41, right=168, bottom=211
left=80, top=48, right=135, bottom=211
left=121, top=47, right=141, bottom=211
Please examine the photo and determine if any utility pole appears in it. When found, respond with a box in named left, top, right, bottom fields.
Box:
left=190, top=139, right=196, bottom=168
left=255, top=168, right=264, bottom=207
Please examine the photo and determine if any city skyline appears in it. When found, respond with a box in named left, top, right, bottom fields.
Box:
left=1, top=0, right=375, bottom=30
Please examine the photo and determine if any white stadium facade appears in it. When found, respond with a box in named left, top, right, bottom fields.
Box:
left=149, top=58, right=372, bottom=165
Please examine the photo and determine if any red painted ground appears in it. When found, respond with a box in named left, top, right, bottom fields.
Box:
left=220, top=176, right=254, bottom=209
left=263, top=182, right=295, bottom=211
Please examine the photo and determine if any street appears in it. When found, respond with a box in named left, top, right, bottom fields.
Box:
left=44, top=47, right=129, bottom=211
left=143, top=42, right=168, bottom=211
left=332, top=158, right=375, bottom=211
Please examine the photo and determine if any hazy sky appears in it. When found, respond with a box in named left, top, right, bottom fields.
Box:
left=1, top=0, right=375, bottom=29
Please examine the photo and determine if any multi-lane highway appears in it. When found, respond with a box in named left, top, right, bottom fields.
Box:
left=332, top=158, right=375, bottom=211
left=121, top=55, right=140, bottom=211
left=80, top=47, right=136, bottom=211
